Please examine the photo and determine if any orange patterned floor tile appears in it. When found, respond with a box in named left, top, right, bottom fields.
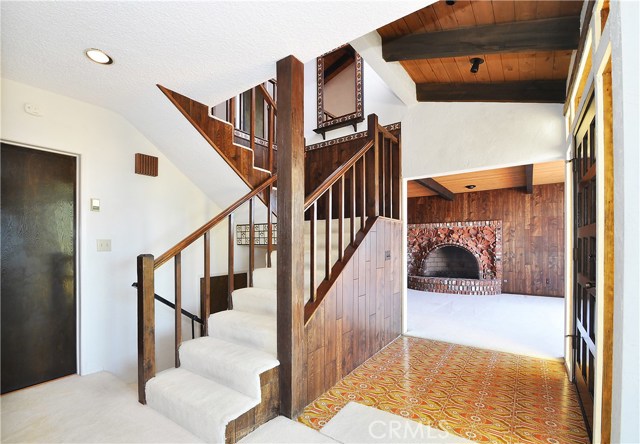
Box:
left=298, top=336, right=589, bottom=444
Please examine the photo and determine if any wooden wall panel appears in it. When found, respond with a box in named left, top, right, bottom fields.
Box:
left=408, top=184, right=564, bottom=297
left=303, top=218, right=402, bottom=406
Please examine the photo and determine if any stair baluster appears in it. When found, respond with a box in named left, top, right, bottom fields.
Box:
left=174, top=252, right=182, bottom=367
left=228, top=214, right=234, bottom=310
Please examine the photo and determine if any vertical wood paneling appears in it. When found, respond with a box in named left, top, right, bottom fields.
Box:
left=303, top=218, right=402, bottom=406
left=408, top=184, right=564, bottom=297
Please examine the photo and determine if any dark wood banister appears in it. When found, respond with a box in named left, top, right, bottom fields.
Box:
left=258, top=83, right=277, bottom=114
left=154, top=174, right=278, bottom=269
left=304, top=140, right=374, bottom=211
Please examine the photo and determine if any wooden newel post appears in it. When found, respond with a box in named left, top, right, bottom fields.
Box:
left=276, top=54, right=306, bottom=419
left=137, top=254, right=156, bottom=404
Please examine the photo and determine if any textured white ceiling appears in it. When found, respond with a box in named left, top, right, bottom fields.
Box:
left=1, top=1, right=427, bottom=207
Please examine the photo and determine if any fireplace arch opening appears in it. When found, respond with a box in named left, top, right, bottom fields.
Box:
left=422, top=245, right=480, bottom=279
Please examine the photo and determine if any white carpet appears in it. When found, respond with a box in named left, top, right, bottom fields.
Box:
left=179, top=336, right=279, bottom=400
left=239, top=417, right=338, bottom=443
left=146, top=367, right=256, bottom=444
left=320, top=402, right=473, bottom=443
left=406, top=289, right=564, bottom=360
left=1, top=372, right=202, bottom=443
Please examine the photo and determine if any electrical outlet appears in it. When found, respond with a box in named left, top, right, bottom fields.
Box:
left=97, top=239, right=111, bottom=252
left=385, top=250, right=391, bottom=260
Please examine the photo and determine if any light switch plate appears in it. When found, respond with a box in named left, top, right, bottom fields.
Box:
left=97, top=239, right=111, bottom=252
left=90, top=198, right=100, bottom=212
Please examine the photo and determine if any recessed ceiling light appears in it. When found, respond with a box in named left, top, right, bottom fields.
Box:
left=465, top=184, right=476, bottom=189
left=85, top=48, right=113, bottom=65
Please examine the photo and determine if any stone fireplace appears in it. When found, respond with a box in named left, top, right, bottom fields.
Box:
left=407, top=221, right=502, bottom=295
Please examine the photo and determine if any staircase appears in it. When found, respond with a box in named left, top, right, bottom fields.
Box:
left=137, top=67, right=401, bottom=443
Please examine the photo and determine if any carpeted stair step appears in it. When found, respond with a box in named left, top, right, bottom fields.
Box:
left=146, top=367, right=257, bottom=444
left=178, top=336, right=278, bottom=400
left=208, top=310, right=277, bottom=356
left=252, top=267, right=277, bottom=290
left=232, top=287, right=277, bottom=316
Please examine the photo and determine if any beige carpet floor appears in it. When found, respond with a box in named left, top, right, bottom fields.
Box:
left=1, top=372, right=202, bottom=443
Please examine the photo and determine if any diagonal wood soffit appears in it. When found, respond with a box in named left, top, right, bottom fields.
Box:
left=377, top=0, right=583, bottom=103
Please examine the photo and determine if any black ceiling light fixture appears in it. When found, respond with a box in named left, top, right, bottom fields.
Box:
left=465, top=184, right=477, bottom=189
left=470, top=57, right=484, bottom=74
left=446, top=0, right=456, bottom=5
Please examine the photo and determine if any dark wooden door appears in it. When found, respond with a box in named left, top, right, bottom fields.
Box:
left=572, top=98, right=596, bottom=438
left=1, top=143, right=77, bottom=394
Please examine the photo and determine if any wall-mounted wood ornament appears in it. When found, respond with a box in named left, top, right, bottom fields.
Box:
left=135, top=153, right=158, bottom=177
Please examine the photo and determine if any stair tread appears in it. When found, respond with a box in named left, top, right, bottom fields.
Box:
left=179, top=336, right=278, bottom=399
left=232, top=287, right=277, bottom=316
left=146, top=367, right=256, bottom=443
left=209, top=310, right=277, bottom=356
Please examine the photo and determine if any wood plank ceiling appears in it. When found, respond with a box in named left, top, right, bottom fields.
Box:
left=377, top=0, right=584, bottom=102
left=407, top=160, right=565, bottom=198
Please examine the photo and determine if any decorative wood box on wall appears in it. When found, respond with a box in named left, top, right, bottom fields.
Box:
left=236, top=223, right=277, bottom=245
left=135, top=153, right=158, bottom=177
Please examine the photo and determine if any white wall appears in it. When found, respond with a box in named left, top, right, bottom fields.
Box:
left=0, top=79, right=236, bottom=383
left=401, top=102, right=568, bottom=179
left=611, top=1, right=640, bottom=442
left=304, top=59, right=408, bottom=145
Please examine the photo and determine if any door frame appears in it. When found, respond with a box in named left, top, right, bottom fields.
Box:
left=1, top=139, right=82, bottom=375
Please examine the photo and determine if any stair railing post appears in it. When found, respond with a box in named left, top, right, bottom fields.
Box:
left=268, top=106, right=275, bottom=173
left=366, top=114, right=380, bottom=218
left=267, top=185, right=273, bottom=267
left=202, top=231, right=211, bottom=336
left=276, top=54, right=306, bottom=419
left=174, top=252, right=182, bottom=368
left=228, top=213, right=235, bottom=310
left=137, top=254, right=156, bottom=405
left=250, top=88, right=256, bottom=155
left=249, top=197, right=255, bottom=286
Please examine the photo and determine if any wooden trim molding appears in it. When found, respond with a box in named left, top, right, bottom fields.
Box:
left=306, top=123, right=400, bottom=152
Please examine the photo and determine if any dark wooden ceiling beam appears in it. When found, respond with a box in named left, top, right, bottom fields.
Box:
left=382, top=16, right=580, bottom=61
left=416, top=80, right=566, bottom=103
left=524, top=164, right=534, bottom=194
left=415, top=178, right=455, bottom=201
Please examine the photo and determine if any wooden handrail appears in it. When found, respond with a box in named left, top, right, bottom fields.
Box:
left=378, top=126, right=398, bottom=144
left=258, top=83, right=277, bottom=113
left=304, top=139, right=374, bottom=211
left=154, top=174, right=278, bottom=269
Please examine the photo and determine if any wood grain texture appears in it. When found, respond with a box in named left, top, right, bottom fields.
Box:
left=407, top=161, right=565, bottom=198
left=408, top=184, right=564, bottom=297
left=382, top=16, right=579, bottom=61
left=303, top=218, right=402, bottom=406
left=600, top=58, right=614, bottom=444
left=275, top=55, right=306, bottom=418
left=157, top=85, right=270, bottom=190
left=377, top=1, right=582, bottom=86
left=416, top=80, right=566, bottom=103
left=137, top=254, right=155, bottom=404
left=225, top=367, right=279, bottom=443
